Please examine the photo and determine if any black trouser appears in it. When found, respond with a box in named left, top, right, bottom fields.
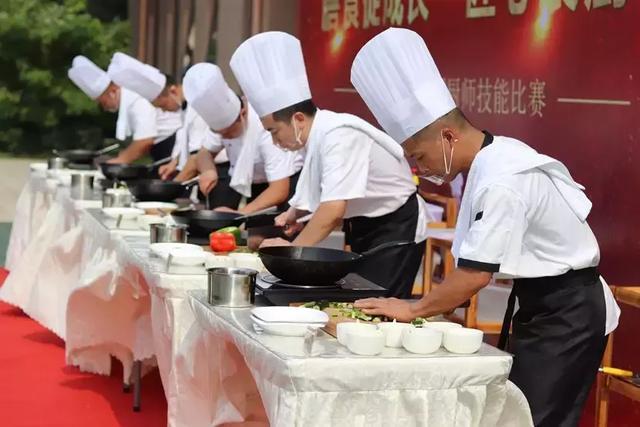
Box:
left=147, top=133, right=176, bottom=178
left=345, top=193, right=424, bottom=298
left=200, top=162, right=241, bottom=209
left=500, top=267, right=607, bottom=427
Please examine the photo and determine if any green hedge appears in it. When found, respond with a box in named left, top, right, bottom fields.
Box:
left=0, top=0, right=130, bottom=156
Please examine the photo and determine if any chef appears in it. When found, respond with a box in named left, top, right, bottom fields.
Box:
left=350, top=28, right=620, bottom=427
left=68, top=55, right=180, bottom=168
left=230, top=31, right=432, bottom=298
left=106, top=52, right=183, bottom=167
left=182, top=62, right=302, bottom=213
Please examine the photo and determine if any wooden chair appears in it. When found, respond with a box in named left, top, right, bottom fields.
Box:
left=595, top=286, right=640, bottom=427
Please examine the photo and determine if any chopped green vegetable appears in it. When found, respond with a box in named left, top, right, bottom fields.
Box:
left=411, top=317, right=427, bottom=327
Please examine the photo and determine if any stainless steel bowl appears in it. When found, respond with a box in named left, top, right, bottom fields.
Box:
left=102, top=190, right=133, bottom=208
left=149, top=223, right=188, bottom=244
left=47, top=157, right=68, bottom=170
left=207, top=267, right=257, bottom=307
left=70, top=173, right=95, bottom=200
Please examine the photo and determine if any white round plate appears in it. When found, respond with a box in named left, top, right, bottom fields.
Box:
left=134, top=202, right=179, bottom=211
left=102, top=207, right=145, bottom=219
left=149, top=243, right=203, bottom=259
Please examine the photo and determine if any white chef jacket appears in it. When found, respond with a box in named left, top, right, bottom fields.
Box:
left=203, top=106, right=301, bottom=184
left=115, top=87, right=181, bottom=144
left=171, top=106, right=216, bottom=170
left=454, top=133, right=620, bottom=335
left=288, top=109, right=430, bottom=242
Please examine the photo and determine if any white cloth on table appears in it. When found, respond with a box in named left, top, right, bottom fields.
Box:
left=183, top=291, right=533, bottom=427
left=64, top=210, right=155, bottom=381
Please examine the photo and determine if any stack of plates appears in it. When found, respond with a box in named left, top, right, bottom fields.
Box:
left=251, top=306, right=329, bottom=337
left=149, top=243, right=207, bottom=266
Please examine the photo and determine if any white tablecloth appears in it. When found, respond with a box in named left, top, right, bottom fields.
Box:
left=0, top=173, right=102, bottom=337
left=184, top=291, right=533, bottom=427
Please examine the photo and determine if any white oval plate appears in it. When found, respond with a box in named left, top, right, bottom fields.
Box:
left=134, top=202, right=179, bottom=211
left=251, top=306, right=329, bottom=324
left=251, top=316, right=325, bottom=337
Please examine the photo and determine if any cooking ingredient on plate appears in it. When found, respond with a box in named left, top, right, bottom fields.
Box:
left=302, top=301, right=385, bottom=322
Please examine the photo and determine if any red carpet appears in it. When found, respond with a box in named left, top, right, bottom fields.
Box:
left=0, top=269, right=167, bottom=427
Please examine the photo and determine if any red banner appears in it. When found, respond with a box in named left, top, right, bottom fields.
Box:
left=299, top=0, right=639, bottom=283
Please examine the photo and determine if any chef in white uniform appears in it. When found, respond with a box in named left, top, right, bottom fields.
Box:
left=230, top=32, right=432, bottom=298
left=68, top=55, right=179, bottom=168
left=182, top=63, right=302, bottom=213
left=106, top=52, right=183, bottom=169
left=351, top=28, right=621, bottom=427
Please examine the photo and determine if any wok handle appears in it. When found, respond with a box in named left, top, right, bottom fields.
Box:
left=360, top=240, right=414, bottom=259
left=181, top=175, right=200, bottom=188
left=97, top=143, right=120, bottom=155
left=149, top=156, right=173, bottom=168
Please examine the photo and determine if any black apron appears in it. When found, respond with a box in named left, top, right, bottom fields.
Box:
left=345, top=193, right=424, bottom=298
left=499, top=267, right=607, bottom=427
left=200, top=162, right=243, bottom=209
left=149, top=133, right=176, bottom=164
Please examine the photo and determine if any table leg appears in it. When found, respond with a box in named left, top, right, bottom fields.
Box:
left=133, top=360, right=142, bottom=412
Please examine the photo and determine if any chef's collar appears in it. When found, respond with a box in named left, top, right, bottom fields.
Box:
left=182, top=100, right=188, bottom=111
left=481, top=130, right=494, bottom=149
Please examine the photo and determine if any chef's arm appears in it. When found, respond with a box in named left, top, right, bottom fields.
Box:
left=410, top=268, right=492, bottom=318
left=292, top=200, right=346, bottom=246
left=173, top=154, right=198, bottom=182
left=109, top=138, right=154, bottom=163
left=196, top=147, right=218, bottom=173
left=240, top=178, right=289, bottom=214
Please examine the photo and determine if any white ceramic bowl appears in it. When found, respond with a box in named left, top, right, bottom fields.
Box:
left=102, top=207, right=145, bottom=219
left=346, top=329, right=385, bottom=356
left=443, top=327, right=484, bottom=354
left=402, top=327, right=443, bottom=354
left=424, top=321, right=463, bottom=333
left=377, top=322, right=413, bottom=348
left=138, top=214, right=166, bottom=230
left=30, top=162, right=48, bottom=172
left=336, top=322, right=378, bottom=347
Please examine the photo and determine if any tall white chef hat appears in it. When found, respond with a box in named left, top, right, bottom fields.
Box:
left=183, top=63, right=241, bottom=130
left=67, top=56, right=111, bottom=99
left=350, top=28, right=456, bottom=144
left=107, top=52, right=166, bottom=102
left=229, top=31, right=311, bottom=118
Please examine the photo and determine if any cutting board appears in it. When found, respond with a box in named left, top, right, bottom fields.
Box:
left=290, top=304, right=375, bottom=338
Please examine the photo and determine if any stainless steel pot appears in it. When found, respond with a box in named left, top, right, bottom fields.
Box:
left=48, top=157, right=68, bottom=170
left=102, top=190, right=133, bottom=208
left=149, top=223, right=188, bottom=244
left=207, top=267, right=257, bottom=307
left=70, top=173, right=94, bottom=200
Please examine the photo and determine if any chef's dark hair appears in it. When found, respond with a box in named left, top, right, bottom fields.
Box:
left=158, top=74, right=178, bottom=95
left=272, top=99, right=317, bottom=123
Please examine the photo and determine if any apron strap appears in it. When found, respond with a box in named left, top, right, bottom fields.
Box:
left=497, top=286, right=517, bottom=350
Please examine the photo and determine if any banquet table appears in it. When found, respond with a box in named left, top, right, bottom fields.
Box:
left=2, top=165, right=533, bottom=427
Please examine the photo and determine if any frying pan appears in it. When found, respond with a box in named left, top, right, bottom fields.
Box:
left=99, top=156, right=172, bottom=181
left=127, top=176, right=198, bottom=202
left=170, top=207, right=279, bottom=238
left=53, top=143, right=119, bottom=164
left=258, top=241, right=414, bottom=286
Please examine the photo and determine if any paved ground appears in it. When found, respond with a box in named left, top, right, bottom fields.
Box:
left=0, top=158, right=38, bottom=264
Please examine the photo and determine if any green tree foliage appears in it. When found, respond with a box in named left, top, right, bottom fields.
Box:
left=0, top=0, right=130, bottom=155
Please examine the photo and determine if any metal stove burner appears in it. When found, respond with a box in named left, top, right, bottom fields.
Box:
left=260, top=273, right=345, bottom=289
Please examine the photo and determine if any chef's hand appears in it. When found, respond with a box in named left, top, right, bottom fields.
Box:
left=106, top=157, right=124, bottom=164
left=275, top=208, right=304, bottom=237
left=214, top=206, right=238, bottom=213
left=259, top=237, right=292, bottom=248
left=159, top=159, right=178, bottom=181
left=354, top=297, right=418, bottom=323
left=199, top=170, right=218, bottom=195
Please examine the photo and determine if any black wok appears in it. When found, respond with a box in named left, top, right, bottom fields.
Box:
left=99, top=163, right=151, bottom=181
left=54, top=143, right=119, bottom=164
left=258, top=241, right=414, bottom=286
left=99, top=156, right=173, bottom=181
left=170, top=210, right=245, bottom=238
left=128, top=178, right=197, bottom=202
